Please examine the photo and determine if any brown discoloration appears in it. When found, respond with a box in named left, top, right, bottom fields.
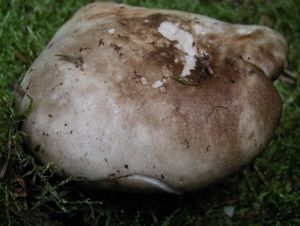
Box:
left=86, top=12, right=111, bottom=20
left=187, top=54, right=213, bottom=84
left=146, top=45, right=184, bottom=76
left=17, top=2, right=288, bottom=193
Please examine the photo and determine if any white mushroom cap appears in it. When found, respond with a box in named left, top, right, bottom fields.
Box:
left=16, top=3, right=288, bottom=193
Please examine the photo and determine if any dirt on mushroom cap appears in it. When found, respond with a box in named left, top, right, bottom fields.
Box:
left=16, top=3, right=287, bottom=193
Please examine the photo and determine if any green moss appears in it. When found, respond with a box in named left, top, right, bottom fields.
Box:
left=1, top=0, right=299, bottom=225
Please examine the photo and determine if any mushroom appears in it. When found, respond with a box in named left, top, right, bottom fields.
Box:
left=16, top=3, right=288, bottom=194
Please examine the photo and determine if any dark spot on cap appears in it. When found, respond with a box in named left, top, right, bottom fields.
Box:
left=110, top=43, right=122, bottom=55
left=42, top=131, right=49, bottom=136
left=98, top=38, right=104, bottom=46
left=124, top=164, right=129, bottom=169
left=206, top=145, right=210, bottom=153
left=230, top=78, right=236, bottom=83
left=79, top=47, right=91, bottom=52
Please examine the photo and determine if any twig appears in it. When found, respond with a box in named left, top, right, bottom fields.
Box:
left=149, top=207, right=158, bottom=223
left=280, top=69, right=298, bottom=85
left=14, top=49, right=28, bottom=64
left=284, top=69, right=297, bottom=79
left=206, top=106, right=228, bottom=122
left=105, top=212, right=110, bottom=226
left=243, top=171, right=258, bottom=198
left=170, top=76, right=199, bottom=86
left=253, top=164, right=266, bottom=183
left=0, top=127, right=13, bottom=178
left=280, top=76, right=296, bottom=85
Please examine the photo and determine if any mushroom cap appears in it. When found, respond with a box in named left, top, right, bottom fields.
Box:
left=16, top=3, right=288, bottom=193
